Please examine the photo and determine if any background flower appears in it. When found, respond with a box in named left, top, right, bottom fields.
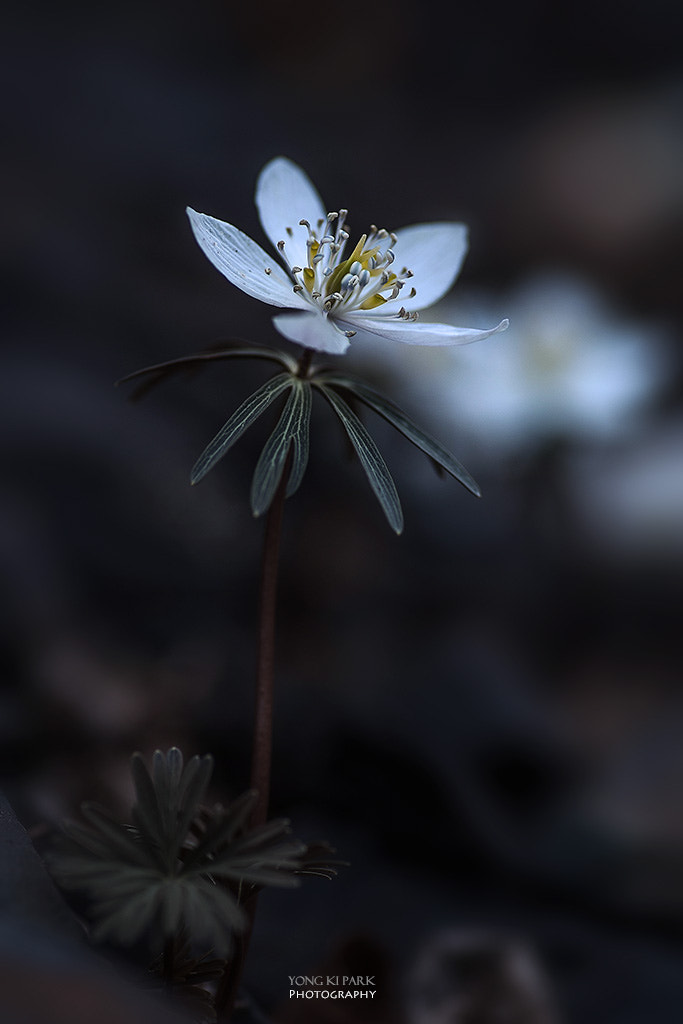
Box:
left=348, top=273, right=671, bottom=458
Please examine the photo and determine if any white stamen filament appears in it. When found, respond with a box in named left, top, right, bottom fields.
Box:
left=282, top=206, right=422, bottom=325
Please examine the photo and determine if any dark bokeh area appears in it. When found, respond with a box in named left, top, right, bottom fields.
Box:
left=2, top=1, right=683, bottom=1021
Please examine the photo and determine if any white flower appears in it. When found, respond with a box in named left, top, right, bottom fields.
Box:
left=187, top=157, right=508, bottom=356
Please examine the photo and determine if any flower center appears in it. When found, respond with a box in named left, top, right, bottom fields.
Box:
left=277, top=211, right=418, bottom=336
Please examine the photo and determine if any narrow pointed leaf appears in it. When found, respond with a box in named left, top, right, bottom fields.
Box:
left=60, top=822, right=116, bottom=860
left=183, top=791, right=258, bottom=870
left=152, top=750, right=173, bottom=842
left=166, top=747, right=185, bottom=807
left=131, top=753, right=166, bottom=853
left=79, top=805, right=150, bottom=866
left=285, top=381, right=312, bottom=498
left=250, top=380, right=311, bottom=517
left=191, top=373, right=293, bottom=484
left=225, top=818, right=293, bottom=852
left=176, top=755, right=214, bottom=847
left=315, top=383, right=404, bottom=534
left=317, top=372, right=481, bottom=496
left=208, top=864, right=302, bottom=888
left=116, top=344, right=299, bottom=401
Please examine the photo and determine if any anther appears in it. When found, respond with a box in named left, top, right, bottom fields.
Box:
left=293, top=284, right=304, bottom=293
left=299, top=219, right=310, bottom=228
left=291, top=266, right=303, bottom=274
left=265, top=267, right=272, bottom=275
left=286, top=226, right=293, bottom=237
left=345, top=330, right=357, bottom=338
left=277, top=240, right=285, bottom=251
left=349, top=261, right=362, bottom=276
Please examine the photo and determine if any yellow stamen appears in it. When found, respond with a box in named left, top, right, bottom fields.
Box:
left=360, top=294, right=387, bottom=310
left=303, top=267, right=316, bottom=293
left=324, top=234, right=368, bottom=295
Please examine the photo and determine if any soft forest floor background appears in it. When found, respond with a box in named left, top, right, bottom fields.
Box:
left=2, top=1, right=683, bottom=1021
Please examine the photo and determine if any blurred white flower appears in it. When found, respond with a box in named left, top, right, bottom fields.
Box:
left=351, top=274, right=669, bottom=455
left=187, top=157, right=507, bottom=356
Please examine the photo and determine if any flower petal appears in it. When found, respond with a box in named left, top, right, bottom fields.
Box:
left=187, top=208, right=307, bottom=308
left=256, top=157, right=328, bottom=270
left=392, top=223, right=468, bottom=311
left=341, top=315, right=510, bottom=347
left=272, top=312, right=351, bottom=355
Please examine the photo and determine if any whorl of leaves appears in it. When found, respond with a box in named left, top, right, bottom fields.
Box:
left=50, top=748, right=308, bottom=953
left=119, top=344, right=481, bottom=534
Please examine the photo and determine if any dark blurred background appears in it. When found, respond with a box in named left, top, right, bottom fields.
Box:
left=2, top=0, right=683, bottom=1021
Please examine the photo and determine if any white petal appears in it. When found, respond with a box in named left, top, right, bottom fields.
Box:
left=392, top=223, right=468, bottom=311
left=342, top=315, right=510, bottom=347
left=272, top=312, right=351, bottom=355
left=187, top=208, right=308, bottom=309
left=255, top=157, right=327, bottom=270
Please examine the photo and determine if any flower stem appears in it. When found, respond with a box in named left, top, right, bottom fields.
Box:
left=217, top=348, right=312, bottom=1021
left=217, top=442, right=296, bottom=1021
left=249, top=345, right=311, bottom=827
left=249, top=446, right=291, bottom=828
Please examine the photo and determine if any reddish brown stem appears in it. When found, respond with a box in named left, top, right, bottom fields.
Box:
left=217, top=347, right=312, bottom=1021
left=249, top=449, right=291, bottom=827
left=216, top=450, right=291, bottom=1021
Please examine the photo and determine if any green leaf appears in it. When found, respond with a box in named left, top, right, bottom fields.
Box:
left=131, top=754, right=167, bottom=861
left=79, top=804, right=151, bottom=866
left=116, top=344, right=299, bottom=402
left=191, top=373, right=294, bottom=484
left=152, top=750, right=174, bottom=844
left=207, top=863, right=302, bottom=889
left=225, top=818, right=293, bottom=852
left=175, top=754, right=214, bottom=850
left=250, top=380, right=312, bottom=517
left=166, top=747, right=185, bottom=803
left=182, top=791, right=257, bottom=871
left=60, top=821, right=117, bottom=861
left=314, top=383, right=404, bottom=534
left=188, top=877, right=246, bottom=943
left=315, top=372, right=481, bottom=497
